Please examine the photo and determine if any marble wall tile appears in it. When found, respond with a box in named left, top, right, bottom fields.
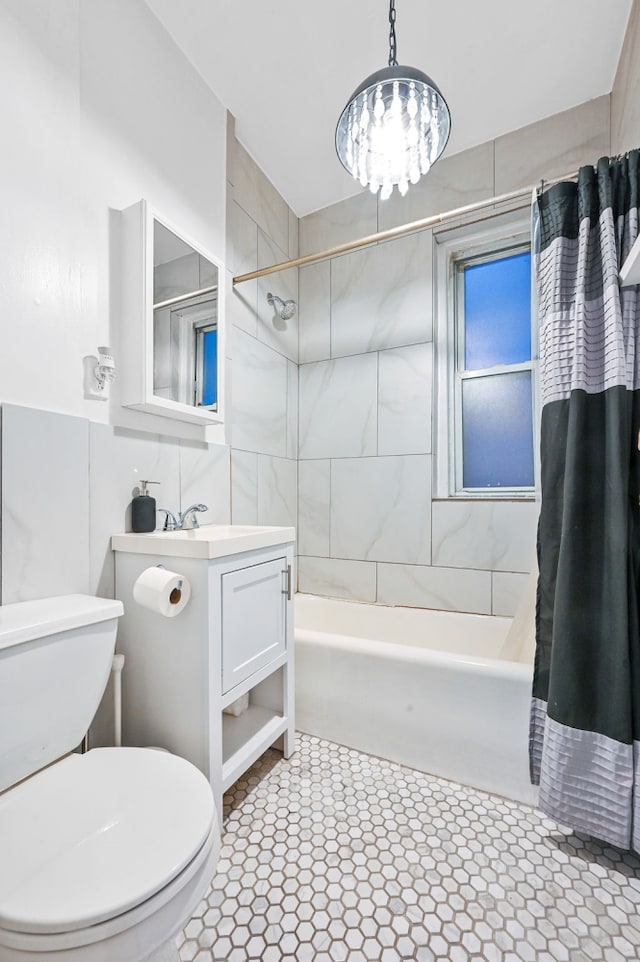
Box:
left=492, top=570, right=530, bottom=618
left=256, top=229, right=298, bottom=362
left=222, top=275, right=237, bottom=368
left=299, top=261, right=331, bottom=364
left=231, top=328, right=288, bottom=457
left=231, top=448, right=258, bottom=524
left=226, top=198, right=257, bottom=336
left=232, top=141, right=289, bottom=255
left=377, top=142, right=495, bottom=232
left=227, top=199, right=257, bottom=276
left=611, top=2, right=640, bottom=155
left=227, top=280, right=258, bottom=346
left=299, top=354, right=377, bottom=460
left=2, top=404, right=90, bottom=603
left=432, top=500, right=538, bottom=573
left=331, top=231, right=432, bottom=357
left=299, top=192, right=377, bottom=257
left=377, top=563, right=492, bottom=615
left=298, top=460, right=330, bottom=557
left=226, top=111, right=236, bottom=186
left=378, top=343, right=432, bottom=456
left=288, top=207, right=299, bottom=259
left=286, top=360, right=298, bottom=461
left=0, top=412, right=2, bottom=591
left=88, top=423, right=181, bottom=598
left=179, top=441, right=231, bottom=524
left=257, top=455, right=297, bottom=530
left=297, top=555, right=376, bottom=603
left=330, top=455, right=431, bottom=564
left=495, top=96, right=611, bottom=194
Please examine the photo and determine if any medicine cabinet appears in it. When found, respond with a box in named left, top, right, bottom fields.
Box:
left=119, top=199, right=226, bottom=431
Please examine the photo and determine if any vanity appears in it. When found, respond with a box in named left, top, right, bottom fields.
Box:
left=112, top=524, right=295, bottom=819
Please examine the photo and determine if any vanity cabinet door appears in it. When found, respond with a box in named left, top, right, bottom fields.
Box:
left=221, top=557, right=287, bottom=694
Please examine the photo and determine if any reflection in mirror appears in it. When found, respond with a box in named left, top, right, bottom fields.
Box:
left=152, top=220, right=218, bottom=410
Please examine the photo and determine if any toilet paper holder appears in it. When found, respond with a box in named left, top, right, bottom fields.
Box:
left=156, top=564, right=183, bottom=603
left=133, top=564, right=191, bottom=617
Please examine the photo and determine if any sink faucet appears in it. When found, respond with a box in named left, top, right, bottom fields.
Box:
left=179, top=503, right=209, bottom=529
left=157, top=504, right=208, bottom=531
left=157, top=508, right=180, bottom=531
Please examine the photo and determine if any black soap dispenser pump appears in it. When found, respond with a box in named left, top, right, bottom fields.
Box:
left=131, top=480, right=159, bottom=533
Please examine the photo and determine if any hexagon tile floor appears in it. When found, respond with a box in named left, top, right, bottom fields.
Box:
left=177, top=733, right=640, bottom=962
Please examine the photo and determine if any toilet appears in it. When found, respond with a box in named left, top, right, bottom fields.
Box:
left=0, top=594, right=220, bottom=962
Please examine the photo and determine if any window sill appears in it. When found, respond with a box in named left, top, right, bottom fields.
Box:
left=432, top=496, right=537, bottom=503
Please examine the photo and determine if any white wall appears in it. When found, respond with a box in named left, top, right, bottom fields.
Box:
left=0, top=1, right=301, bottom=746
left=0, top=0, right=226, bottom=426
left=0, top=0, right=300, bottom=602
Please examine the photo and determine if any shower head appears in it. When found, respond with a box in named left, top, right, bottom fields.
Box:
left=267, top=292, right=297, bottom=321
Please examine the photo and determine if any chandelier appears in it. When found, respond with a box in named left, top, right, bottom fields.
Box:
left=335, top=0, right=450, bottom=200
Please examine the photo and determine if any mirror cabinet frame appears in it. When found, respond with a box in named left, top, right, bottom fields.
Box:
left=119, top=199, right=226, bottom=431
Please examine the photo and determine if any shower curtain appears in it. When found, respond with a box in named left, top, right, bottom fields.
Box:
left=530, top=150, right=640, bottom=851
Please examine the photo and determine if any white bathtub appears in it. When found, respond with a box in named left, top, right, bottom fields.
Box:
left=295, top=593, right=537, bottom=805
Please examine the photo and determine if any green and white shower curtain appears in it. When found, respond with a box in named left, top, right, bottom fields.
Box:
left=531, top=151, right=640, bottom=850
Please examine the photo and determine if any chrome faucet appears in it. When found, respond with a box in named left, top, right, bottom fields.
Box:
left=157, top=504, right=208, bottom=531
left=179, top=503, right=208, bottom=529
left=157, top=508, right=180, bottom=531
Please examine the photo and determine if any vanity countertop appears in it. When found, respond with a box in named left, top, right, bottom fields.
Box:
left=112, top=524, right=296, bottom=560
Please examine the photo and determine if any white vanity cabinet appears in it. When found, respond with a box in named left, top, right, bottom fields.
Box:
left=112, top=525, right=295, bottom=819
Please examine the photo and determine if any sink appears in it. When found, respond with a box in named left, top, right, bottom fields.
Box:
left=112, top=524, right=295, bottom=560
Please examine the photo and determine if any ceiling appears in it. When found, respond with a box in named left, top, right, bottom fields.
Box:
left=145, top=0, right=632, bottom=218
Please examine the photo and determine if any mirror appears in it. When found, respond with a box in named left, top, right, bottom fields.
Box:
left=153, top=220, right=219, bottom=411
left=119, top=199, right=225, bottom=436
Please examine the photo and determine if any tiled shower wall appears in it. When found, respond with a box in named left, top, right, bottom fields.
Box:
left=296, top=95, right=612, bottom=617
left=226, top=128, right=299, bottom=530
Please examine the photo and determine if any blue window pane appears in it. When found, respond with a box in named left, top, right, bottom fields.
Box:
left=464, top=252, right=531, bottom=370
left=462, top=371, right=534, bottom=488
left=202, top=329, right=217, bottom=407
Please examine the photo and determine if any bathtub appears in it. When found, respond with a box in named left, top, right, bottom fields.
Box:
left=295, top=593, right=537, bottom=805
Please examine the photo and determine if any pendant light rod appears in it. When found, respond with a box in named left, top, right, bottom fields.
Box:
left=388, top=0, right=398, bottom=66
left=232, top=169, right=578, bottom=286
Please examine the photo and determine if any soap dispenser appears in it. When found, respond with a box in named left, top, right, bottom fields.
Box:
left=131, top=480, right=159, bottom=533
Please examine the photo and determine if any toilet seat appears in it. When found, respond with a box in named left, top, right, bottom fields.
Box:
left=0, top=747, right=216, bottom=938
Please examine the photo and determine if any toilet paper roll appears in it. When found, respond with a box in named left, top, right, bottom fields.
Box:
left=133, top=566, right=191, bottom=617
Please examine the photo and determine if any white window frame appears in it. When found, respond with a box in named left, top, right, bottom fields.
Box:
left=433, top=207, right=539, bottom=500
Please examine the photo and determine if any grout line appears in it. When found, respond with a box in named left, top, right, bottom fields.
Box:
left=328, top=459, right=332, bottom=560
left=0, top=405, right=3, bottom=607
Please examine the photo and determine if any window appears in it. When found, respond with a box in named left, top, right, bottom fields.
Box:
left=154, top=293, right=219, bottom=411
left=195, top=321, right=218, bottom=408
left=434, top=212, right=537, bottom=498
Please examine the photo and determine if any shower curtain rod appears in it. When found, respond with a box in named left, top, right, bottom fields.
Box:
left=232, top=169, right=579, bottom=285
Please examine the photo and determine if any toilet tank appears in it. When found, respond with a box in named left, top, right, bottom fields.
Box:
left=0, top=594, right=123, bottom=793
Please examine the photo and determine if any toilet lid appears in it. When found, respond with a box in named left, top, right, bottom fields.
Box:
left=0, top=747, right=216, bottom=934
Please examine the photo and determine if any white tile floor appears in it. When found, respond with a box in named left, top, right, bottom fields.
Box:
left=178, top=733, right=640, bottom=962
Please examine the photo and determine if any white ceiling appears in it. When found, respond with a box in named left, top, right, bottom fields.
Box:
left=145, top=0, right=632, bottom=218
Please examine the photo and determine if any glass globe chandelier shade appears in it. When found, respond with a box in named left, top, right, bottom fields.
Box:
left=335, top=64, right=451, bottom=201
left=335, top=1, right=450, bottom=201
